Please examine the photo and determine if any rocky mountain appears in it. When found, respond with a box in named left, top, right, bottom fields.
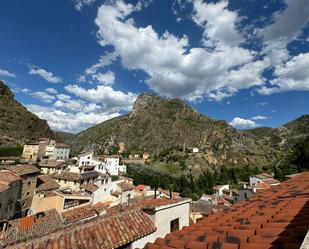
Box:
left=246, top=115, right=309, bottom=151
left=245, top=115, right=309, bottom=174
left=69, top=93, right=277, bottom=168
left=0, top=81, right=54, bottom=147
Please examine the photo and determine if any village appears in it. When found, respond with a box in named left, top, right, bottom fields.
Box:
left=0, top=137, right=306, bottom=249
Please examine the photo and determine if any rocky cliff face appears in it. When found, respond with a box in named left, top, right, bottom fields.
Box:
left=69, top=93, right=277, bottom=168
left=0, top=81, right=54, bottom=147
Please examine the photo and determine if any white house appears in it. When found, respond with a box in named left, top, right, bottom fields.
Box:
left=132, top=198, right=191, bottom=248
left=213, top=184, right=229, bottom=196
left=45, top=143, right=70, bottom=160
left=78, top=152, right=126, bottom=176
left=249, top=173, right=280, bottom=187
left=192, top=148, right=199, bottom=153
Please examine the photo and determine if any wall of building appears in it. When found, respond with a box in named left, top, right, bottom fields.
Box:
left=0, top=180, right=20, bottom=220
left=20, top=175, right=38, bottom=212
left=152, top=202, right=190, bottom=239
left=22, top=145, right=39, bottom=161
left=31, top=193, right=64, bottom=213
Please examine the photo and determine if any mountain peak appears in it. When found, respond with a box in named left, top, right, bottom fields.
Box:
left=0, top=80, right=14, bottom=99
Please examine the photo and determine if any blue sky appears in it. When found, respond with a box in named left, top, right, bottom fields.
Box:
left=0, top=0, right=308, bottom=133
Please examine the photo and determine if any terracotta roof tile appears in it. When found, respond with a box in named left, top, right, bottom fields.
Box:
left=36, top=174, right=60, bottom=192
left=5, top=164, right=40, bottom=176
left=1, top=209, right=64, bottom=247
left=10, top=209, right=156, bottom=249
left=144, top=172, right=309, bottom=249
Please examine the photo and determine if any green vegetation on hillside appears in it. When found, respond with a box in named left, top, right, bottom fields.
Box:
left=127, top=163, right=263, bottom=201
left=0, top=146, right=23, bottom=157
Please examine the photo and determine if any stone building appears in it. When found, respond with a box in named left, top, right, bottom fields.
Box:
left=5, top=164, right=40, bottom=217
left=0, top=170, right=21, bottom=220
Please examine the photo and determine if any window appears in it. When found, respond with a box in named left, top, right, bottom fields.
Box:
left=28, top=181, right=31, bottom=185
left=244, top=192, right=248, bottom=199
left=170, top=218, right=179, bottom=232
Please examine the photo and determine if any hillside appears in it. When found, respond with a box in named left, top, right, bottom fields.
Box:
left=70, top=93, right=277, bottom=168
left=0, top=80, right=54, bottom=147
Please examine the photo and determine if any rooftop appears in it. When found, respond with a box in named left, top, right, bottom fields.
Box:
left=117, top=181, right=135, bottom=191
left=39, top=160, right=68, bottom=168
left=144, top=172, right=309, bottom=249
left=55, top=143, right=70, bottom=149
left=62, top=201, right=110, bottom=223
left=36, top=174, right=60, bottom=192
left=0, top=170, right=20, bottom=192
left=51, top=171, right=99, bottom=182
left=1, top=209, right=64, bottom=247
left=10, top=209, right=156, bottom=249
left=4, top=164, right=40, bottom=176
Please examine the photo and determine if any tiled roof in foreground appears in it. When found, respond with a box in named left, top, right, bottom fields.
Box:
left=145, top=172, right=309, bottom=249
left=9, top=209, right=156, bottom=249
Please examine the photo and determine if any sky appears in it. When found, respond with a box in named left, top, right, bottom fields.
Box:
left=0, top=0, right=308, bottom=133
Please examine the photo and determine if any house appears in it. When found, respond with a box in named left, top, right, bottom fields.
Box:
left=249, top=173, right=280, bottom=186
left=96, top=155, right=127, bottom=176
left=31, top=189, right=92, bottom=213
left=80, top=173, right=113, bottom=204
left=77, top=151, right=97, bottom=166
left=143, top=152, right=150, bottom=160
left=21, top=143, right=39, bottom=161
left=39, top=160, right=69, bottom=174
left=0, top=170, right=21, bottom=220
left=51, top=171, right=101, bottom=191
left=192, top=147, right=199, bottom=153
left=212, top=184, right=229, bottom=196
left=144, top=172, right=309, bottom=249
left=45, top=143, right=70, bottom=160
left=129, top=197, right=191, bottom=248
left=35, top=174, right=60, bottom=193
left=5, top=164, right=40, bottom=217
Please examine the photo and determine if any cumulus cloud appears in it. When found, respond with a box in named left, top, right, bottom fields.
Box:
left=26, top=104, right=119, bottom=133
left=192, top=0, right=244, bottom=47
left=84, top=51, right=118, bottom=76
left=229, top=117, right=257, bottom=128
left=65, top=84, right=137, bottom=112
left=251, top=115, right=268, bottom=120
left=258, top=53, right=309, bottom=94
left=0, top=69, right=16, bottom=78
left=74, top=0, right=95, bottom=11
left=94, top=0, right=268, bottom=101
left=46, top=87, right=58, bottom=95
left=30, top=91, right=56, bottom=103
left=29, top=66, right=62, bottom=83
left=92, top=71, right=115, bottom=85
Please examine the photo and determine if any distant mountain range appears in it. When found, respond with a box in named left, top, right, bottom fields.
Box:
left=1, top=81, right=308, bottom=173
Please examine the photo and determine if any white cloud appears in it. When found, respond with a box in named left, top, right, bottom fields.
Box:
left=259, top=0, right=309, bottom=42
left=84, top=51, right=118, bottom=76
left=229, top=117, right=257, bottom=128
left=65, top=84, right=137, bottom=112
left=0, top=69, right=16, bottom=78
left=192, top=0, right=244, bottom=47
left=26, top=104, right=119, bottom=133
left=29, top=66, right=62, bottom=83
left=74, top=0, right=95, bottom=11
left=258, top=52, right=309, bottom=94
left=30, top=91, right=56, bottom=103
left=46, top=87, right=58, bottom=95
left=258, top=0, right=309, bottom=66
left=251, top=115, right=268, bottom=120
left=94, top=0, right=267, bottom=101
left=92, top=71, right=115, bottom=85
